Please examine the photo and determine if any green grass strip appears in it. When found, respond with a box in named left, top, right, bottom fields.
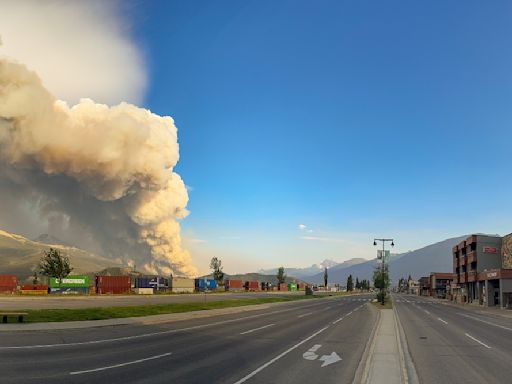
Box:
left=4, top=295, right=324, bottom=323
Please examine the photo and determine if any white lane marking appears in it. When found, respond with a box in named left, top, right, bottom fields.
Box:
left=437, top=318, right=448, bottom=325
left=232, top=326, right=330, bottom=384
left=240, top=323, right=275, bottom=335
left=458, top=313, right=512, bottom=332
left=298, top=312, right=313, bottom=318
left=424, top=310, right=431, bottom=315
left=465, top=333, right=491, bottom=349
left=70, top=352, right=172, bottom=375
left=320, top=306, right=332, bottom=311
left=0, top=301, right=325, bottom=350
left=332, top=304, right=364, bottom=324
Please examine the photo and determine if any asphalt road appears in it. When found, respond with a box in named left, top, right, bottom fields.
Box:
left=394, top=293, right=512, bottom=384
left=0, top=291, right=307, bottom=310
left=0, top=294, right=376, bottom=384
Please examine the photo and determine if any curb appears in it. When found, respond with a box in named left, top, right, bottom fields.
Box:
left=393, top=298, right=419, bottom=384
left=353, top=303, right=381, bottom=384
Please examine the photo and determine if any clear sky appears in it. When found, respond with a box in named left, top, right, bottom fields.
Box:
left=128, top=1, right=511, bottom=274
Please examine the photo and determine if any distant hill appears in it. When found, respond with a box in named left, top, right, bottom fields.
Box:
left=0, top=229, right=121, bottom=281
left=305, top=235, right=467, bottom=284
left=258, top=258, right=367, bottom=280
left=32, top=233, right=69, bottom=247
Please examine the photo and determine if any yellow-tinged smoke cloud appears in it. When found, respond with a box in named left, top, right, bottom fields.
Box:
left=0, top=58, right=197, bottom=276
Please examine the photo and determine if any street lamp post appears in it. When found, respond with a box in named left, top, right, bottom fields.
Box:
left=373, top=238, right=394, bottom=305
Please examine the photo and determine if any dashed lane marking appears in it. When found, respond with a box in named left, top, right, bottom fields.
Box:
left=457, top=313, right=512, bottom=332
left=70, top=352, right=172, bottom=375
left=240, top=323, right=275, bottom=335
left=465, top=333, right=491, bottom=349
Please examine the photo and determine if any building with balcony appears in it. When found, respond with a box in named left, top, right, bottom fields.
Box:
left=452, top=233, right=512, bottom=308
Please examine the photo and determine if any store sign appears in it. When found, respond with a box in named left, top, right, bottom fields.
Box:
left=49, top=276, right=89, bottom=288
left=486, top=271, right=498, bottom=279
left=483, top=246, right=497, bottom=254
left=377, top=250, right=390, bottom=262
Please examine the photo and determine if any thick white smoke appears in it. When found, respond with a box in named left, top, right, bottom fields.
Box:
left=0, top=58, right=197, bottom=276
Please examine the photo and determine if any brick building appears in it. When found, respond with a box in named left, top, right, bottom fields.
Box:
left=452, top=233, right=512, bottom=308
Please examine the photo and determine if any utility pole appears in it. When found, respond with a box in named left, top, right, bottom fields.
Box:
left=373, top=238, right=394, bottom=305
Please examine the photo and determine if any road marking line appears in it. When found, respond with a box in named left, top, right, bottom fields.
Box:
left=465, top=333, right=491, bottom=349
left=240, top=323, right=275, bottom=335
left=458, top=313, right=512, bottom=332
left=298, top=312, right=313, bottom=318
left=437, top=318, right=448, bottom=325
left=232, top=326, right=330, bottom=384
left=70, top=352, right=172, bottom=375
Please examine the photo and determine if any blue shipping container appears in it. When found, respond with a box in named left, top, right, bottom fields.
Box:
left=195, top=279, right=218, bottom=291
left=49, top=287, right=88, bottom=295
left=135, top=277, right=152, bottom=288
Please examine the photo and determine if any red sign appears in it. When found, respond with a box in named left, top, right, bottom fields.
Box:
left=483, top=247, right=497, bottom=254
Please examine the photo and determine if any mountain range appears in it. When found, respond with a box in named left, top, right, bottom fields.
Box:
left=258, top=258, right=367, bottom=279
left=0, top=229, right=120, bottom=280
left=304, top=235, right=467, bottom=284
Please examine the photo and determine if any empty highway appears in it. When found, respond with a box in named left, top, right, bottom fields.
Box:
left=394, top=293, right=512, bottom=383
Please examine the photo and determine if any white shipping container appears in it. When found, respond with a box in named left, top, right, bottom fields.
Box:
left=134, top=288, right=154, bottom=295
left=171, top=287, right=194, bottom=293
left=171, top=277, right=195, bottom=289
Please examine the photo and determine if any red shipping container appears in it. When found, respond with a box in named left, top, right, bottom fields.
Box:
left=279, top=283, right=288, bottom=291
left=298, top=283, right=305, bottom=290
left=21, top=284, right=48, bottom=291
left=225, top=279, right=243, bottom=289
left=245, top=281, right=260, bottom=291
left=0, top=286, right=16, bottom=294
left=95, top=276, right=131, bottom=294
left=0, top=275, right=17, bottom=287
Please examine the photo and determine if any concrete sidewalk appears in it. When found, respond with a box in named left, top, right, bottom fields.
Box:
left=363, top=309, right=406, bottom=384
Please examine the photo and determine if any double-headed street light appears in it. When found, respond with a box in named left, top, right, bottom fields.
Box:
left=373, top=238, right=394, bottom=305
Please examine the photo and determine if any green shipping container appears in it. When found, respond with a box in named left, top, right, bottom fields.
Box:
left=49, top=275, right=89, bottom=288
left=288, top=283, right=297, bottom=291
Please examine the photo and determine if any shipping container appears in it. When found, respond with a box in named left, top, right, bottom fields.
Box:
left=298, top=283, right=306, bottom=290
left=95, top=276, right=131, bottom=294
left=20, top=289, right=48, bottom=295
left=0, top=275, right=17, bottom=287
left=0, top=286, right=16, bottom=294
left=21, top=284, right=48, bottom=291
left=195, top=279, right=218, bottom=291
left=288, top=283, right=297, bottom=291
left=224, top=279, right=244, bottom=291
left=149, top=277, right=169, bottom=291
left=49, top=276, right=89, bottom=288
left=134, top=277, right=153, bottom=289
left=49, top=287, right=88, bottom=295
left=170, top=277, right=194, bottom=293
left=134, top=288, right=154, bottom=295
left=278, top=283, right=288, bottom=291
left=245, top=281, right=260, bottom=291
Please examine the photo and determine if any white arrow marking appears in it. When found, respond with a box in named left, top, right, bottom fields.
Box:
left=302, top=344, right=322, bottom=360
left=319, top=351, right=342, bottom=367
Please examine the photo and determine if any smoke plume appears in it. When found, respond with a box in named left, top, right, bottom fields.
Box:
left=0, top=57, right=197, bottom=276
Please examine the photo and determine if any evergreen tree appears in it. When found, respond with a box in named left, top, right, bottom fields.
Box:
left=346, top=274, right=353, bottom=292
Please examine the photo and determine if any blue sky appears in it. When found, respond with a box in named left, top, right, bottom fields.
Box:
left=130, top=1, right=512, bottom=273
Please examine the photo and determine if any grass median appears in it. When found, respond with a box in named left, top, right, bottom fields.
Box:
left=5, top=295, right=324, bottom=323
